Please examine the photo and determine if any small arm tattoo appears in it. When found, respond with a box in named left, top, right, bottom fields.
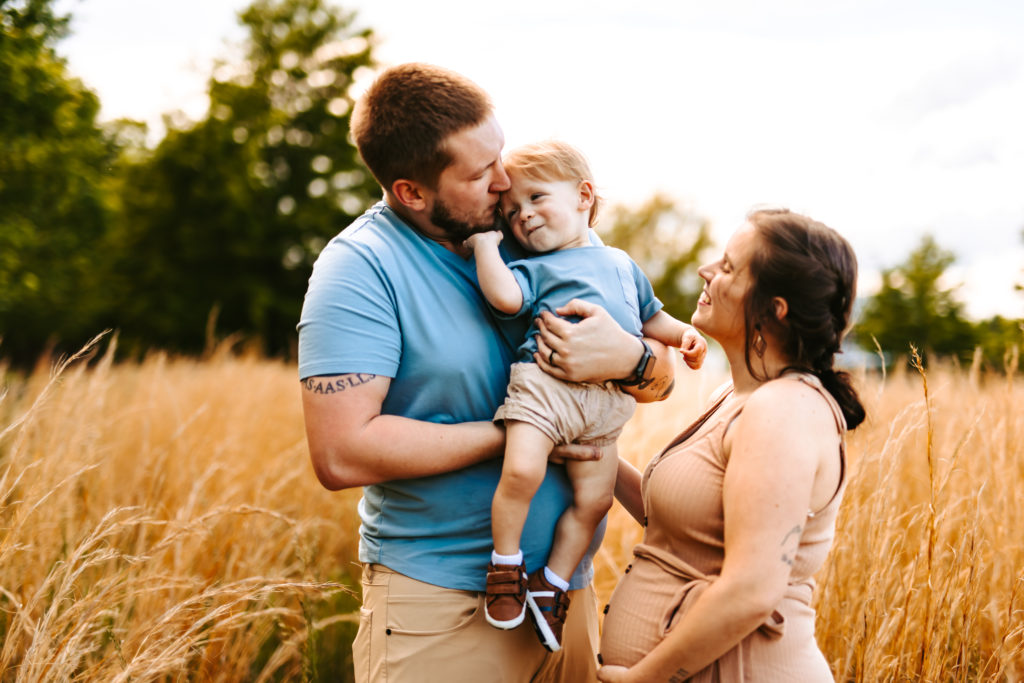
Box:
left=668, top=668, right=691, bottom=682
left=780, top=524, right=802, bottom=567
left=301, top=373, right=376, bottom=394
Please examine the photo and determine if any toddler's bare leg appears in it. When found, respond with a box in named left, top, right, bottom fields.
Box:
left=492, top=420, right=556, bottom=556
left=546, top=443, right=618, bottom=581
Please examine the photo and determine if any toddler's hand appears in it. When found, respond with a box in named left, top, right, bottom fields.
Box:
left=680, top=327, right=707, bottom=370
left=463, top=230, right=503, bottom=252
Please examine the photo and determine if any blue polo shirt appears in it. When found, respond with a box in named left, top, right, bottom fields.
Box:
left=297, top=202, right=600, bottom=591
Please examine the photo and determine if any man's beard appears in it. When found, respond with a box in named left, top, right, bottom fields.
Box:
left=430, top=197, right=501, bottom=243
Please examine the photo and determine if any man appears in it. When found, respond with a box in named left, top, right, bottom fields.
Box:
left=297, top=63, right=672, bottom=682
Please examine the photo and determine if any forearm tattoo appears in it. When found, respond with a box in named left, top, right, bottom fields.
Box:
left=668, top=668, right=691, bottom=683
left=301, top=373, right=376, bottom=394
left=780, top=524, right=803, bottom=567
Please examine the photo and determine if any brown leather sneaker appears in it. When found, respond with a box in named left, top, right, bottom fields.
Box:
left=484, top=561, right=528, bottom=629
left=525, top=569, right=570, bottom=652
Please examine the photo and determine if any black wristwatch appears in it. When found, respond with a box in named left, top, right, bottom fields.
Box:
left=617, top=338, right=654, bottom=387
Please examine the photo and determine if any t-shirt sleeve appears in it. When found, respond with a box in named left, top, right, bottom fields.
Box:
left=487, top=260, right=533, bottom=320
left=631, top=258, right=664, bottom=323
left=297, top=239, right=401, bottom=380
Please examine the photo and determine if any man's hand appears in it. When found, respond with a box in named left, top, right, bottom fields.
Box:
left=680, top=326, right=708, bottom=370
left=596, top=665, right=633, bottom=682
left=548, top=442, right=602, bottom=465
left=533, top=299, right=638, bottom=384
left=463, top=229, right=503, bottom=252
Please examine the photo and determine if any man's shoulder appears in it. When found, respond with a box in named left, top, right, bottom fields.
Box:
left=316, top=202, right=416, bottom=266
left=336, top=201, right=407, bottom=245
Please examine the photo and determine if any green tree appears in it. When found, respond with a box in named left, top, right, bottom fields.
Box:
left=107, top=0, right=377, bottom=357
left=0, top=0, right=118, bottom=364
left=972, top=315, right=1023, bottom=370
left=854, top=234, right=977, bottom=365
left=598, top=194, right=713, bottom=321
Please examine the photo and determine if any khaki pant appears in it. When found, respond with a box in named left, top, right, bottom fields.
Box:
left=353, top=564, right=599, bottom=682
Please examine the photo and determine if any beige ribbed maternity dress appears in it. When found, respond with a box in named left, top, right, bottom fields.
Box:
left=600, top=373, right=846, bottom=681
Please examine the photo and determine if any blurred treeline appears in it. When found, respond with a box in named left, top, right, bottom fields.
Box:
left=1, top=0, right=1020, bottom=370
left=1, top=0, right=379, bottom=365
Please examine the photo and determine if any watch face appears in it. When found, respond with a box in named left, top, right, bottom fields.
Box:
left=636, top=342, right=653, bottom=379
left=639, top=352, right=653, bottom=379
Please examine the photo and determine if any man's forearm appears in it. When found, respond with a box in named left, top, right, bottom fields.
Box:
left=620, top=337, right=676, bottom=403
left=317, top=415, right=505, bottom=489
left=301, top=374, right=505, bottom=490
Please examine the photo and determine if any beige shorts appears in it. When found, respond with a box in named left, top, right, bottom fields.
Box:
left=353, top=563, right=599, bottom=682
left=494, top=362, right=636, bottom=447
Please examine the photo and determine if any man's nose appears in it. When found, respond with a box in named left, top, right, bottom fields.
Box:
left=491, top=165, right=511, bottom=193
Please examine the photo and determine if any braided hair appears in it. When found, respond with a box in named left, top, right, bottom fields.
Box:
left=744, top=208, right=866, bottom=430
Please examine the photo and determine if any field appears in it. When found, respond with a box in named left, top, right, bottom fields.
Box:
left=1, top=337, right=1022, bottom=681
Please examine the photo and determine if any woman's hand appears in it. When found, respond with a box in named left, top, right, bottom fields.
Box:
left=596, top=665, right=633, bottom=682
left=533, top=298, right=639, bottom=384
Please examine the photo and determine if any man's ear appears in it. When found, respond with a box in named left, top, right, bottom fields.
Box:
left=577, top=180, right=596, bottom=211
left=391, top=179, right=428, bottom=212
left=772, top=296, right=788, bottom=321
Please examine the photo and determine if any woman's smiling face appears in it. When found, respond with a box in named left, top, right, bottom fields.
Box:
left=691, top=221, right=759, bottom=349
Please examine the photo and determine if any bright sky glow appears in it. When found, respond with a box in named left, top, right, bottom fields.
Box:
left=57, top=0, right=1024, bottom=319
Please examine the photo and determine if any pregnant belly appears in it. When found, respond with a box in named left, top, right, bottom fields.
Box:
left=599, top=560, right=683, bottom=667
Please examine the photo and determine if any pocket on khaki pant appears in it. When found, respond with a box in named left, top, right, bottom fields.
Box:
left=385, top=589, right=480, bottom=636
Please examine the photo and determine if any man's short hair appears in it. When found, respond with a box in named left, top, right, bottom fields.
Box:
left=351, top=63, right=493, bottom=192
left=503, top=140, right=602, bottom=227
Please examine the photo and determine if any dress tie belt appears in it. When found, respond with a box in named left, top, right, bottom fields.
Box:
left=631, top=543, right=813, bottom=682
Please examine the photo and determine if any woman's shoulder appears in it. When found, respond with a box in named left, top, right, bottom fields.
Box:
left=744, top=373, right=839, bottom=431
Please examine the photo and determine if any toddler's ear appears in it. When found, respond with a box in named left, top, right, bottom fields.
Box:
left=577, top=180, right=596, bottom=210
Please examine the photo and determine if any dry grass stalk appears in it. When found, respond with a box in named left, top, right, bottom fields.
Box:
left=2, top=340, right=1022, bottom=680
left=599, top=354, right=1024, bottom=682
left=1, top=338, right=361, bottom=681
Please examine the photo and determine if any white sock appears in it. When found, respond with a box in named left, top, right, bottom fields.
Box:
left=492, top=549, right=523, bottom=566
left=543, top=566, right=570, bottom=592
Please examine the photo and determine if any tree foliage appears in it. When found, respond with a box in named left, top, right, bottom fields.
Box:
left=105, top=0, right=378, bottom=357
left=0, top=0, right=117, bottom=363
left=598, top=194, right=713, bottom=321
left=854, top=234, right=977, bottom=365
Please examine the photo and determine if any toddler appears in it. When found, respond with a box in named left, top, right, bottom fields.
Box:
left=465, top=141, right=706, bottom=652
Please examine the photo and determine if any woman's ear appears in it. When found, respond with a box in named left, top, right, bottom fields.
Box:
left=577, top=180, right=595, bottom=211
left=391, top=179, right=428, bottom=212
left=772, top=296, right=789, bottom=321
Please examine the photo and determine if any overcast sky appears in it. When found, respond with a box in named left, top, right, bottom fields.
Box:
left=56, top=0, right=1024, bottom=319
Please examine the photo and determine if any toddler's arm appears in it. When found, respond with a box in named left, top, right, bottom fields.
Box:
left=464, top=231, right=524, bottom=315
left=642, top=310, right=707, bottom=370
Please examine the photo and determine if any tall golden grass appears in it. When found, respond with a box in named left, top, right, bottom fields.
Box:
left=1, top=336, right=1022, bottom=680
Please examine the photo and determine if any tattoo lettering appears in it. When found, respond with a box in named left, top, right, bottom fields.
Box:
left=668, top=668, right=691, bottom=683
left=780, top=524, right=802, bottom=567
left=301, top=373, right=376, bottom=395
left=657, top=378, right=676, bottom=400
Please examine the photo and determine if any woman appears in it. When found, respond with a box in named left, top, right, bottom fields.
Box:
left=597, top=208, right=865, bottom=682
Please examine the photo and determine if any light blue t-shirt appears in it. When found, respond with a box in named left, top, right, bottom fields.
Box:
left=297, top=202, right=600, bottom=591
left=505, top=246, right=663, bottom=361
